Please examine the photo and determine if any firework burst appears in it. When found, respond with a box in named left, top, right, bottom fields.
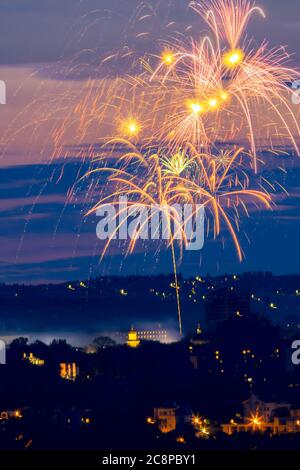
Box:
left=144, top=0, right=300, bottom=170
left=84, top=142, right=271, bottom=333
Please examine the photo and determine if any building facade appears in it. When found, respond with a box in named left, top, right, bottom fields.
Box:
left=126, top=327, right=169, bottom=347
left=222, top=394, right=300, bottom=435
left=153, top=403, right=192, bottom=433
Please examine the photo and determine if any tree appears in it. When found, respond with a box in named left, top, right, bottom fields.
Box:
left=92, top=336, right=116, bottom=350
left=9, top=337, right=28, bottom=350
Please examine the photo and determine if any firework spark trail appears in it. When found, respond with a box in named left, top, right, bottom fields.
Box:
left=84, top=150, right=196, bottom=335
left=191, top=0, right=266, bottom=49
left=141, top=0, right=300, bottom=170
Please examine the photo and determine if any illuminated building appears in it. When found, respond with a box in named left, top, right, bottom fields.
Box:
left=243, top=395, right=291, bottom=422
left=126, top=326, right=169, bottom=347
left=23, top=352, right=45, bottom=366
left=154, top=404, right=177, bottom=433
left=222, top=394, right=300, bottom=435
left=126, top=327, right=140, bottom=348
left=153, top=403, right=192, bottom=434
left=59, top=362, right=79, bottom=381
left=136, top=329, right=168, bottom=343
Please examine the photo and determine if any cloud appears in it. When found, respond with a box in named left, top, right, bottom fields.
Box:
left=0, top=158, right=298, bottom=283
left=0, top=0, right=299, bottom=68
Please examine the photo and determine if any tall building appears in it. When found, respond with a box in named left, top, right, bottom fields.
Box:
left=205, top=288, right=250, bottom=331
left=189, top=323, right=210, bottom=369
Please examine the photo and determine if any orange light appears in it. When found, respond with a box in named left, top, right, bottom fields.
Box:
left=200, top=426, right=209, bottom=435
left=221, top=91, right=229, bottom=101
left=249, top=413, right=263, bottom=429
left=192, top=415, right=202, bottom=426
left=208, top=98, right=219, bottom=109
left=223, top=49, right=245, bottom=68
left=122, top=119, right=140, bottom=137
left=161, top=50, right=175, bottom=65
left=146, top=417, right=155, bottom=425
left=189, top=101, right=204, bottom=114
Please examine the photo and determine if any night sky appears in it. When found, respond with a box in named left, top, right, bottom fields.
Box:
left=0, top=0, right=299, bottom=284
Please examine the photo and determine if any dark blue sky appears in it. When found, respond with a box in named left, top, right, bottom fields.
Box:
left=0, top=157, right=299, bottom=284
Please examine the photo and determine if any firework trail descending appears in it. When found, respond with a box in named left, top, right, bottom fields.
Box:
left=85, top=150, right=193, bottom=335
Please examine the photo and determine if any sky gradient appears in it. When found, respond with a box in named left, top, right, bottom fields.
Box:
left=0, top=0, right=299, bottom=283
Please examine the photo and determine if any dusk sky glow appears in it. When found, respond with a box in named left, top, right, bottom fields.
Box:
left=0, top=0, right=299, bottom=283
